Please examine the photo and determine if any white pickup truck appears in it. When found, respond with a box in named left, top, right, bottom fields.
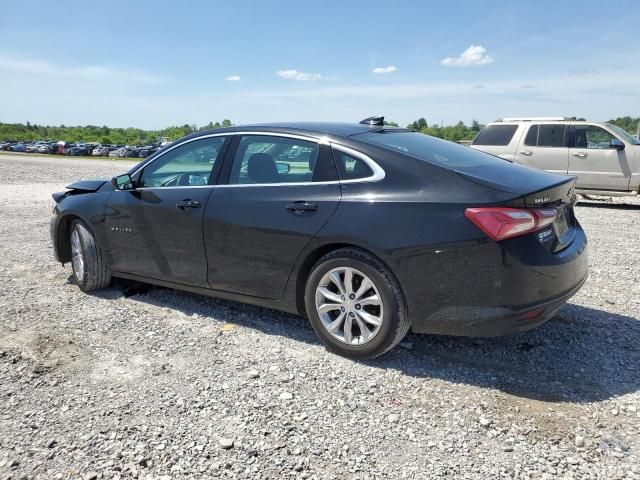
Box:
left=471, top=117, right=640, bottom=196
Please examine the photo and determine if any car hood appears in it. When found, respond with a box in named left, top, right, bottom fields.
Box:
left=65, top=180, right=107, bottom=192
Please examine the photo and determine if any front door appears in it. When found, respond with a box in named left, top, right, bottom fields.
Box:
left=568, top=125, right=631, bottom=190
left=105, top=135, right=229, bottom=286
left=203, top=134, right=341, bottom=299
left=515, top=123, right=569, bottom=174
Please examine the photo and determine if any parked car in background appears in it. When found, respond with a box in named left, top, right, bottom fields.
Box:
left=471, top=117, right=640, bottom=196
left=91, top=145, right=110, bottom=156
left=37, top=142, right=58, bottom=154
left=26, top=142, right=43, bottom=153
left=9, top=143, right=26, bottom=152
left=50, top=118, right=588, bottom=359
left=56, top=142, right=73, bottom=155
left=137, top=145, right=160, bottom=158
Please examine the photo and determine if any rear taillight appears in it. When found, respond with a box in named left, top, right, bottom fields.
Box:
left=464, top=207, right=557, bottom=241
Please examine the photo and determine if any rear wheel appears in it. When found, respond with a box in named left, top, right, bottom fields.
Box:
left=304, top=248, right=409, bottom=359
left=70, top=219, right=111, bottom=291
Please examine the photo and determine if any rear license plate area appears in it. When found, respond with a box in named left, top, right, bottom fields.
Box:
left=554, top=207, right=569, bottom=236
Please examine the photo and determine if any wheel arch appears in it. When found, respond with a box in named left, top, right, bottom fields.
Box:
left=292, top=241, right=398, bottom=317
left=55, top=213, right=82, bottom=263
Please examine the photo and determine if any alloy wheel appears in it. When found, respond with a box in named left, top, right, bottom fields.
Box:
left=71, top=229, right=85, bottom=281
left=315, top=267, right=384, bottom=345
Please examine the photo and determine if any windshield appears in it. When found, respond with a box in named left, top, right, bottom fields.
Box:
left=356, top=131, right=510, bottom=170
left=606, top=123, right=640, bottom=145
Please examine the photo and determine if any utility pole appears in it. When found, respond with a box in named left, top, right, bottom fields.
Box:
left=637, top=120, right=640, bottom=140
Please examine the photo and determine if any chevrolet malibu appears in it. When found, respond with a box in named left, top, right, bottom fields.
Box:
left=50, top=117, right=588, bottom=359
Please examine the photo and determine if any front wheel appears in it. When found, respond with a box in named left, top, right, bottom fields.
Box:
left=304, top=248, right=410, bottom=359
left=70, top=219, right=111, bottom=291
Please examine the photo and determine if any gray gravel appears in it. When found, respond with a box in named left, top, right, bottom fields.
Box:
left=1, top=153, right=639, bottom=479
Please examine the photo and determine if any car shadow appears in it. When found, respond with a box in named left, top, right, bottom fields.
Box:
left=578, top=201, right=640, bottom=210
left=96, top=281, right=640, bottom=404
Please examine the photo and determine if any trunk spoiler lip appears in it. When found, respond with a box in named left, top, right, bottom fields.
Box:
left=454, top=169, right=576, bottom=204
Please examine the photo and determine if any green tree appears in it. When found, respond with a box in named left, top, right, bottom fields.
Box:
left=607, top=116, right=639, bottom=136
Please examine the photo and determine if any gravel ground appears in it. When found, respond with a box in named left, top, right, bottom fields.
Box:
left=1, top=153, right=639, bottom=480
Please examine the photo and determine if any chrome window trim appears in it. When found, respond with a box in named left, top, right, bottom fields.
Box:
left=129, top=131, right=386, bottom=190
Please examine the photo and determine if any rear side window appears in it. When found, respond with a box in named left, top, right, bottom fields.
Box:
left=524, top=125, right=538, bottom=146
left=523, top=124, right=566, bottom=147
left=537, top=124, right=566, bottom=147
left=332, top=150, right=373, bottom=180
left=472, top=125, right=518, bottom=146
left=228, top=135, right=337, bottom=184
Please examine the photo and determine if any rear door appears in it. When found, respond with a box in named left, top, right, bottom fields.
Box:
left=105, top=135, right=229, bottom=287
left=203, top=133, right=341, bottom=299
left=515, top=123, right=569, bottom=174
left=568, top=124, right=631, bottom=190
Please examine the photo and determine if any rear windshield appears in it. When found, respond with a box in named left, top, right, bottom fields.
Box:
left=357, top=131, right=510, bottom=170
left=472, top=124, right=518, bottom=146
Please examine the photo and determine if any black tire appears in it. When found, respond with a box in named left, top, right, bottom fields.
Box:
left=70, top=219, right=111, bottom=291
left=304, top=248, right=410, bottom=359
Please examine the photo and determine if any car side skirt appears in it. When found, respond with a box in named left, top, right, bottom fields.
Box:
left=111, top=271, right=301, bottom=316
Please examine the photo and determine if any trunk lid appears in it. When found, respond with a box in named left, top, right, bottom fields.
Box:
left=456, top=163, right=578, bottom=253
left=453, top=160, right=574, bottom=200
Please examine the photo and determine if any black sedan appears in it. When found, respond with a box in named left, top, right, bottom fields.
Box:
left=50, top=118, right=588, bottom=358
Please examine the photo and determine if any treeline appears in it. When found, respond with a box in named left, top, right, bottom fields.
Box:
left=607, top=116, right=640, bottom=135
left=0, top=120, right=233, bottom=145
left=1, top=116, right=637, bottom=145
left=406, top=118, right=482, bottom=142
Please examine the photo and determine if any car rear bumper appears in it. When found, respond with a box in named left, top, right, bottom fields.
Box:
left=406, top=225, right=588, bottom=336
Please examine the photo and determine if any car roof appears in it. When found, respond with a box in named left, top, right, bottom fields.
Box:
left=192, top=122, right=408, bottom=140
left=490, top=118, right=607, bottom=126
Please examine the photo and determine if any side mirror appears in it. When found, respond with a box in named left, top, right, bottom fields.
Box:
left=276, top=162, right=291, bottom=174
left=610, top=138, right=625, bottom=151
left=111, top=173, right=134, bottom=190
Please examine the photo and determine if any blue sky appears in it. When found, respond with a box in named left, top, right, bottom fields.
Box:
left=1, top=0, right=639, bottom=128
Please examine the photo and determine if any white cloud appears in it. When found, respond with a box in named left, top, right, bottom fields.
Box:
left=441, top=45, right=494, bottom=67
left=225, top=75, right=242, bottom=81
left=0, top=55, right=162, bottom=84
left=276, top=69, right=326, bottom=81
left=372, top=65, right=397, bottom=74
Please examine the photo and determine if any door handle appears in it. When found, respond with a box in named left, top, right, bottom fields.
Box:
left=176, top=199, right=201, bottom=209
left=573, top=152, right=587, bottom=158
left=519, top=150, right=533, bottom=156
left=285, top=201, right=318, bottom=213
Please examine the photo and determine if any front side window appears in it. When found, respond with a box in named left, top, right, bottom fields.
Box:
left=229, top=135, right=326, bottom=184
left=574, top=125, right=615, bottom=149
left=606, top=123, right=640, bottom=145
left=472, top=125, right=518, bottom=146
left=139, top=137, right=226, bottom=187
